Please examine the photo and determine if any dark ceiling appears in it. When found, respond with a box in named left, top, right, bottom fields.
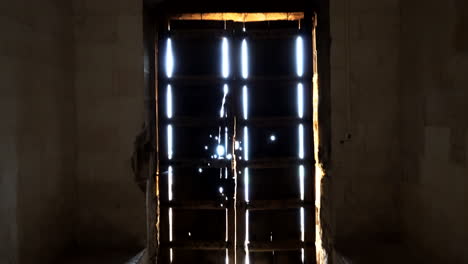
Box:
left=144, top=0, right=314, bottom=13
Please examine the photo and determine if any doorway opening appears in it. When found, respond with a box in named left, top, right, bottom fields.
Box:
left=153, top=12, right=324, bottom=264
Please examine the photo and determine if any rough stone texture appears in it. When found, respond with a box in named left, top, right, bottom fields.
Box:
left=0, top=0, right=76, bottom=263
left=72, top=0, right=146, bottom=249
left=329, top=0, right=401, bottom=248
left=400, top=0, right=468, bottom=262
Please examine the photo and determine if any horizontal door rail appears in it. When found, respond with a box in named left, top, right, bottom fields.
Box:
left=247, top=240, right=314, bottom=252
left=162, top=200, right=229, bottom=210
left=243, top=199, right=314, bottom=211
left=160, top=157, right=312, bottom=168
left=161, top=241, right=230, bottom=250
left=163, top=75, right=308, bottom=84
left=161, top=117, right=311, bottom=127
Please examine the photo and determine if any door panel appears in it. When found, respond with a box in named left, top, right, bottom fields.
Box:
left=158, top=17, right=314, bottom=264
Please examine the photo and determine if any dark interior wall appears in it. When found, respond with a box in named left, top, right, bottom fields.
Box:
left=72, top=0, right=146, bottom=249
left=328, top=0, right=401, bottom=249
left=400, top=0, right=468, bottom=262
left=147, top=0, right=406, bottom=259
left=0, top=0, right=76, bottom=263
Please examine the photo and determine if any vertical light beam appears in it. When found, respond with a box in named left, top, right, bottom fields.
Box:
left=244, top=126, right=249, bottom=161
left=297, top=83, right=304, bottom=118
left=245, top=209, right=250, bottom=251
left=299, top=165, right=304, bottom=201
left=300, top=207, right=305, bottom=242
left=244, top=210, right=250, bottom=264
left=167, top=125, right=173, bottom=160
left=220, top=84, right=229, bottom=118
left=222, top=37, right=229, bottom=78
left=296, top=36, right=304, bottom=77
left=225, top=127, right=228, bottom=158
left=241, top=39, right=248, bottom=79
left=242, top=85, right=248, bottom=120
left=167, top=84, right=173, bottom=118
left=168, top=166, right=173, bottom=201
left=244, top=168, right=249, bottom=202
left=225, top=209, right=229, bottom=263
left=166, top=38, right=174, bottom=78
left=169, top=208, right=173, bottom=241
left=298, top=124, right=304, bottom=159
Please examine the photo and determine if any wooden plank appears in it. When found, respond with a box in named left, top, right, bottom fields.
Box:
left=247, top=240, right=313, bottom=252
left=243, top=199, right=314, bottom=211
left=170, top=12, right=304, bottom=22
left=237, top=158, right=313, bottom=168
left=162, top=116, right=311, bottom=127
left=170, top=29, right=304, bottom=40
left=239, top=117, right=312, bottom=127
left=162, top=74, right=308, bottom=86
left=160, top=157, right=312, bottom=169
left=160, top=158, right=231, bottom=168
left=162, top=200, right=229, bottom=210
left=162, top=241, right=230, bottom=250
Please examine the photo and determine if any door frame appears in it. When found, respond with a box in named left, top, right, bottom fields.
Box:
left=143, top=2, right=332, bottom=263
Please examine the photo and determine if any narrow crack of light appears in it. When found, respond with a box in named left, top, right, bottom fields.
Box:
left=170, top=249, right=173, bottom=263
left=225, top=127, right=228, bottom=157
left=166, top=38, right=174, bottom=78
left=244, top=168, right=249, bottom=202
left=242, top=85, right=248, bottom=120
left=244, top=126, right=249, bottom=161
left=297, top=83, right=303, bottom=118
left=167, top=125, right=173, bottom=160
left=245, top=209, right=250, bottom=264
left=168, top=166, right=173, bottom=201
left=225, top=249, right=229, bottom=264
left=222, top=37, right=229, bottom=78
left=245, top=209, right=250, bottom=245
left=301, top=248, right=305, bottom=263
left=167, top=84, right=173, bottom=118
left=169, top=208, right=173, bottom=241
left=241, top=39, right=248, bottom=79
left=296, top=36, right=304, bottom=77
left=298, top=124, right=304, bottom=159
left=225, top=208, right=229, bottom=242
left=300, top=207, right=305, bottom=242
left=220, top=84, right=229, bottom=117
left=299, top=165, right=304, bottom=201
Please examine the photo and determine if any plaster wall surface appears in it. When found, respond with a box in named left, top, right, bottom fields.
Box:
left=0, top=0, right=76, bottom=263
left=328, top=0, right=401, bottom=246
left=72, top=0, right=146, bottom=249
left=400, top=0, right=468, bottom=262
